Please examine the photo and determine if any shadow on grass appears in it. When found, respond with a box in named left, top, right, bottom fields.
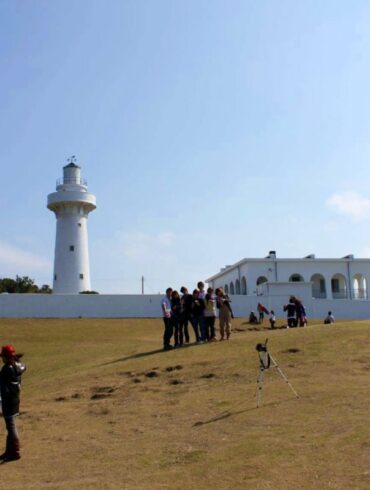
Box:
left=192, top=408, right=255, bottom=427
left=100, top=348, right=167, bottom=366
left=100, top=343, right=200, bottom=366
left=192, top=398, right=296, bottom=427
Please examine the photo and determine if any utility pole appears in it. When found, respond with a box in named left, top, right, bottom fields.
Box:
left=141, top=276, right=144, bottom=294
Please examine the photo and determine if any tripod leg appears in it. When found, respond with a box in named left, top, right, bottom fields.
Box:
left=269, top=355, right=299, bottom=398
left=256, top=367, right=264, bottom=407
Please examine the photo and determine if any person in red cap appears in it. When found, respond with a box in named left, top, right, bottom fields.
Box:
left=0, top=344, right=26, bottom=462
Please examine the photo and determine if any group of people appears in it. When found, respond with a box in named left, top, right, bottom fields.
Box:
left=0, top=343, right=26, bottom=462
left=161, top=282, right=234, bottom=350
left=249, top=300, right=337, bottom=328
left=248, top=297, right=307, bottom=329
left=248, top=303, right=276, bottom=329
left=283, top=296, right=308, bottom=327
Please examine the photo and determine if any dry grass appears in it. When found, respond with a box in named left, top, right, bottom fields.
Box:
left=0, top=317, right=369, bottom=489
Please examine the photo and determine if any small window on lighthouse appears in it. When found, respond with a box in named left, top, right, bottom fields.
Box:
left=79, top=273, right=84, bottom=279
left=70, top=245, right=75, bottom=251
left=54, top=274, right=57, bottom=280
left=78, top=223, right=82, bottom=227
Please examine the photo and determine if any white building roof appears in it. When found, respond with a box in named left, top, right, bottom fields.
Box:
left=205, top=252, right=369, bottom=282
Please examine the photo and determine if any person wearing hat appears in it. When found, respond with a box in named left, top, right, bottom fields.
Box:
left=0, top=344, right=26, bottom=462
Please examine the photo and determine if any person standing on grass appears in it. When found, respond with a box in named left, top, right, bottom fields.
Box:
left=171, top=290, right=182, bottom=347
left=0, top=344, right=26, bottom=462
left=283, top=297, right=297, bottom=328
left=180, top=286, right=192, bottom=343
left=204, top=287, right=217, bottom=341
left=197, top=281, right=206, bottom=342
left=257, top=302, right=269, bottom=324
left=161, top=288, right=173, bottom=350
left=293, top=297, right=306, bottom=327
left=269, top=310, right=276, bottom=329
left=216, top=287, right=234, bottom=340
left=189, top=289, right=205, bottom=343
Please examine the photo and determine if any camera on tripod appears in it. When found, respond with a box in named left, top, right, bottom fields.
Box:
left=255, top=338, right=299, bottom=407
left=256, top=338, right=270, bottom=369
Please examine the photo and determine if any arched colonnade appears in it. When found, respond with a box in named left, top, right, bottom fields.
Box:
left=223, top=272, right=368, bottom=299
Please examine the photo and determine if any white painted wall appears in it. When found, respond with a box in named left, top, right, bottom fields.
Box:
left=0, top=293, right=369, bottom=320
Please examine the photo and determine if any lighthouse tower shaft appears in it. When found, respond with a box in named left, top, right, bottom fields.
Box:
left=47, top=163, right=96, bottom=293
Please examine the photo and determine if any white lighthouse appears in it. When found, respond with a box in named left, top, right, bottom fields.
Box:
left=47, top=158, right=96, bottom=294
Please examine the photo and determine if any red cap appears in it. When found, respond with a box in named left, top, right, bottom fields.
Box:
left=0, top=344, right=16, bottom=357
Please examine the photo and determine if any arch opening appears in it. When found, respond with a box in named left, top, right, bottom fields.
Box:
left=289, top=273, right=304, bottom=282
left=353, top=273, right=367, bottom=299
left=311, top=274, right=326, bottom=299
left=241, top=276, right=247, bottom=295
left=331, top=274, right=347, bottom=299
left=256, top=276, right=268, bottom=286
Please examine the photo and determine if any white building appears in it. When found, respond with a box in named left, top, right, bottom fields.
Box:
left=47, top=160, right=96, bottom=293
left=206, top=251, right=369, bottom=302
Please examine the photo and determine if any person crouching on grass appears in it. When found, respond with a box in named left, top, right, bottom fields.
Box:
left=0, top=344, right=26, bottom=462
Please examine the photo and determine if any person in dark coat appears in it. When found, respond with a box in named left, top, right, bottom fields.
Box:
left=189, top=289, right=205, bottom=343
left=161, top=288, right=174, bottom=350
left=0, top=344, right=26, bottom=461
left=180, top=287, right=192, bottom=343
left=171, top=290, right=183, bottom=347
left=283, top=297, right=297, bottom=327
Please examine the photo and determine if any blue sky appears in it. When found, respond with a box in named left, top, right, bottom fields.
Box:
left=2, top=0, right=370, bottom=293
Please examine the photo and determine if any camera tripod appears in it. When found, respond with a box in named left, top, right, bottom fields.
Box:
left=256, top=339, right=299, bottom=408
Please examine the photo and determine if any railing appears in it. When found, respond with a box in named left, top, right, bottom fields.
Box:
left=312, top=288, right=367, bottom=300
left=56, top=178, right=88, bottom=186
left=312, top=289, right=326, bottom=299
left=332, top=289, right=348, bottom=299
left=352, top=288, right=368, bottom=300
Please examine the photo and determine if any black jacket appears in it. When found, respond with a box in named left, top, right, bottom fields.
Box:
left=0, top=361, right=26, bottom=417
left=283, top=302, right=296, bottom=318
left=190, top=297, right=205, bottom=317
left=171, top=297, right=182, bottom=319
left=180, top=294, right=193, bottom=317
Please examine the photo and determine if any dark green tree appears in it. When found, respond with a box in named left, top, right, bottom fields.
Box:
left=0, top=276, right=52, bottom=293
left=15, top=276, right=38, bottom=293
left=0, top=278, right=17, bottom=293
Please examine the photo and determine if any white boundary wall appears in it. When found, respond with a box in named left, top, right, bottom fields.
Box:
left=0, top=294, right=369, bottom=320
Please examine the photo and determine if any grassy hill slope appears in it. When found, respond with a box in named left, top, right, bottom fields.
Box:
left=0, top=318, right=369, bottom=489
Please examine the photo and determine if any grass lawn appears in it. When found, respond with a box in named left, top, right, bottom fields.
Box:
left=0, top=317, right=369, bottom=489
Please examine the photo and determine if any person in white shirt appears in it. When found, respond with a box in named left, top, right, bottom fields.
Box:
left=269, top=310, right=276, bottom=329
left=204, top=287, right=217, bottom=341
left=197, top=281, right=206, bottom=341
left=161, top=288, right=173, bottom=350
left=324, top=311, right=335, bottom=324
